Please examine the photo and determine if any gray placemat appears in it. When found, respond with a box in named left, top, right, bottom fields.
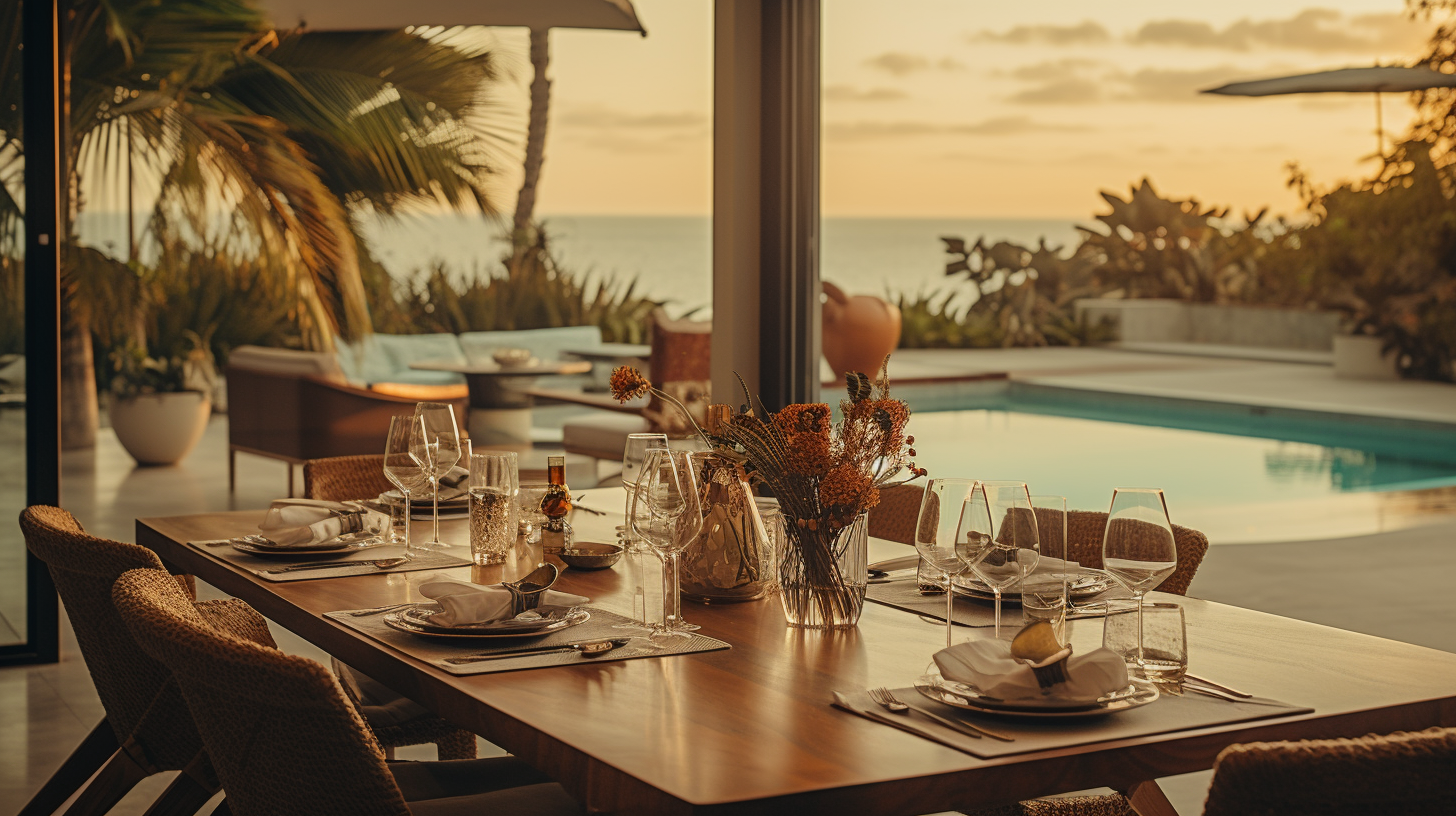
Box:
left=326, top=606, right=730, bottom=675
left=834, top=685, right=1312, bottom=759
left=866, top=578, right=1136, bottom=627
left=189, top=541, right=471, bottom=581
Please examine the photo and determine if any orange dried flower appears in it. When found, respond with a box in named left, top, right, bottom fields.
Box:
left=818, top=464, right=876, bottom=513
left=610, top=366, right=651, bottom=402
left=773, top=403, right=831, bottom=436
left=786, top=433, right=833, bottom=476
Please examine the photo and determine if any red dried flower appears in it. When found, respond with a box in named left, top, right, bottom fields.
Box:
left=609, top=366, right=651, bottom=402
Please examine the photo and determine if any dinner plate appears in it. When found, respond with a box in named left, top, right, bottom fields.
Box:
left=951, top=568, right=1116, bottom=604
left=382, top=605, right=590, bottom=639
left=380, top=489, right=468, bottom=509
left=230, top=534, right=385, bottom=558
left=915, top=672, right=1159, bottom=718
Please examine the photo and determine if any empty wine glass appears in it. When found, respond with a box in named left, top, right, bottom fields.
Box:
left=410, top=402, right=461, bottom=550
left=621, top=433, right=669, bottom=551
left=383, top=415, right=428, bottom=560
left=912, top=478, right=980, bottom=648
left=615, top=433, right=669, bottom=632
left=956, top=481, right=1040, bottom=639
left=629, top=448, right=705, bottom=637
left=1101, top=487, right=1178, bottom=679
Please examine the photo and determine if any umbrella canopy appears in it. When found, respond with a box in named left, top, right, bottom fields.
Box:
left=260, top=0, right=645, bottom=34
left=1202, top=66, right=1456, bottom=96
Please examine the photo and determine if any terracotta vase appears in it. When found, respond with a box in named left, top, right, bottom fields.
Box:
left=821, top=282, right=902, bottom=377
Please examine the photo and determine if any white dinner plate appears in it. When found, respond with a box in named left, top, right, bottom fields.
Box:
left=915, top=672, right=1159, bottom=718
left=382, top=605, right=590, bottom=639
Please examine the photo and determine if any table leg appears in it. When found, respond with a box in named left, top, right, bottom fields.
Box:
left=1122, top=779, right=1179, bottom=816
left=469, top=408, right=534, bottom=446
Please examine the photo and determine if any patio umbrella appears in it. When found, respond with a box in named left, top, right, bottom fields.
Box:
left=259, top=0, right=647, bottom=236
left=1201, top=66, right=1456, bottom=154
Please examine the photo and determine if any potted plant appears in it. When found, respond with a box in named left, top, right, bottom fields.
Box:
left=107, top=332, right=216, bottom=466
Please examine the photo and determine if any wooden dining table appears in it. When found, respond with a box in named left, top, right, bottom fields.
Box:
left=137, top=489, right=1456, bottom=816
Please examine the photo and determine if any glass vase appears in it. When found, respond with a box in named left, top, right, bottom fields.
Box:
left=778, top=512, right=869, bottom=629
left=679, top=454, right=774, bottom=603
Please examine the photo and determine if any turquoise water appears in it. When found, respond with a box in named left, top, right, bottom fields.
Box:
left=903, top=383, right=1456, bottom=515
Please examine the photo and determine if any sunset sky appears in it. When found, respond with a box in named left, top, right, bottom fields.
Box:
left=500, top=0, right=1438, bottom=221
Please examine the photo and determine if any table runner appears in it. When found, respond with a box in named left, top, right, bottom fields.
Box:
left=188, top=541, right=471, bottom=581
left=833, top=685, right=1311, bottom=759
left=327, top=606, right=730, bottom=675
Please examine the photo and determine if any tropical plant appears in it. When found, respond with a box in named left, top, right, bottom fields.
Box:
left=942, top=235, right=1112, bottom=347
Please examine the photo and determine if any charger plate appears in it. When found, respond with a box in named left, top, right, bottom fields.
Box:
left=383, top=605, right=590, bottom=639
left=915, top=672, right=1159, bottom=718
left=952, top=568, right=1115, bottom=604
left=230, top=533, right=384, bottom=558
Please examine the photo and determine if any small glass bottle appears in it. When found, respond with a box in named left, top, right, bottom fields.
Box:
left=539, top=455, right=574, bottom=554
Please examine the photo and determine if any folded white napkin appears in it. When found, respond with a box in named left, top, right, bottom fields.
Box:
left=258, top=500, right=364, bottom=547
left=933, top=638, right=1129, bottom=703
left=417, top=579, right=590, bottom=627
left=434, top=466, right=470, bottom=502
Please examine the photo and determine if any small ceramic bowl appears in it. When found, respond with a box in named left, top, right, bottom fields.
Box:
left=492, top=348, right=536, bottom=368
left=559, top=542, right=624, bottom=571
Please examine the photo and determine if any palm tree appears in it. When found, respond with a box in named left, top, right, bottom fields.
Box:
left=0, top=0, right=508, bottom=445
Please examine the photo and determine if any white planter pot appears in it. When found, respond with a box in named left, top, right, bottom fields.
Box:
left=1332, top=334, right=1399, bottom=381
left=109, top=391, right=212, bottom=465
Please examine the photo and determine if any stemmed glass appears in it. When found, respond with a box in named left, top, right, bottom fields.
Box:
left=410, top=402, right=462, bottom=550
left=615, top=433, right=669, bottom=631
left=912, top=478, right=981, bottom=648
left=383, top=415, right=428, bottom=560
left=1101, top=488, right=1178, bottom=678
left=629, top=448, right=704, bottom=638
left=956, top=480, right=1040, bottom=639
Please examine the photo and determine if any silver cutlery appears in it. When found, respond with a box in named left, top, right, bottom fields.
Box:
left=263, top=557, right=408, bottom=575
left=347, top=602, right=416, bottom=617
left=1184, top=673, right=1252, bottom=698
left=443, top=638, right=630, bottom=665
left=1178, top=683, right=1245, bottom=703
left=868, top=687, right=1013, bottom=742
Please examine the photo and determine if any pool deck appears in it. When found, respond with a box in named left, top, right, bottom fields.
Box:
left=4, top=345, right=1456, bottom=815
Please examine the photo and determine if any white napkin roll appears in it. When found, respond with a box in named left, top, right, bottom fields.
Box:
left=259, top=500, right=363, bottom=547
left=933, top=638, right=1129, bottom=703
left=417, top=579, right=590, bottom=627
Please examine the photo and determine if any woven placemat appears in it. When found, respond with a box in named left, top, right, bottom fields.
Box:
left=326, top=606, right=730, bottom=675
left=189, top=541, right=470, bottom=581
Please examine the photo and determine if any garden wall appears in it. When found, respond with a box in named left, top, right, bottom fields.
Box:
left=1074, top=299, right=1338, bottom=351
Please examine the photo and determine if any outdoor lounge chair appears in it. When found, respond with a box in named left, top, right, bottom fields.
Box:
left=112, top=567, right=585, bottom=816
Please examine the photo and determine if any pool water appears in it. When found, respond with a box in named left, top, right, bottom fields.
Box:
left=900, top=382, right=1456, bottom=530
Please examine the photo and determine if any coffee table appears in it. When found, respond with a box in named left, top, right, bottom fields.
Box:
left=409, top=359, right=591, bottom=446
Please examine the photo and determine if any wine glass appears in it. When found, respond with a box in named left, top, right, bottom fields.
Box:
left=955, top=481, right=1040, bottom=639
left=615, top=433, right=669, bottom=631
left=912, top=478, right=980, bottom=648
left=629, top=448, right=705, bottom=637
left=1101, top=488, right=1178, bottom=679
left=410, top=402, right=461, bottom=550
left=383, top=415, right=428, bottom=560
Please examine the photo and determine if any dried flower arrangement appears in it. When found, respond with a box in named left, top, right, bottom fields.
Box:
left=611, top=360, right=925, bottom=626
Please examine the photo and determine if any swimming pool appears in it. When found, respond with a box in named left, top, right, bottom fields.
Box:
left=900, top=381, right=1456, bottom=542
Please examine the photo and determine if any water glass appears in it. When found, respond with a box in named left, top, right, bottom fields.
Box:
left=1103, top=602, right=1187, bottom=682
left=468, top=452, right=518, bottom=566
left=1022, top=495, right=1069, bottom=642
left=516, top=483, right=550, bottom=543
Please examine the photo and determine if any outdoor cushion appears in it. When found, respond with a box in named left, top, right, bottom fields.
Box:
left=228, top=345, right=348, bottom=385
left=339, top=333, right=467, bottom=387
left=457, top=326, right=603, bottom=365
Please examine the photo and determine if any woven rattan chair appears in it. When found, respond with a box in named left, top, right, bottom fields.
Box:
left=18, top=505, right=274, bottom=816
left=1202, top=727, right=1456, bottom=815
left=112, top=568, right=584, bottom=816
left=1060, top=510, right=1207, bottom=596
left=868, top=482, right=924, bottom=545
left=302, top=454, right=478, bottom=761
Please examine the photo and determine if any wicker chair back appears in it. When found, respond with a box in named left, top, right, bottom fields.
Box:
left=303, top=454, right=395, bottom=502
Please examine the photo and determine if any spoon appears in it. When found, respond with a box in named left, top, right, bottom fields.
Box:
left=444, top=638, right=630, bottom=665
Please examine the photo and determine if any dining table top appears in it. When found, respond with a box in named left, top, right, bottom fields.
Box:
left=136, top=488, right=1456, bottom=816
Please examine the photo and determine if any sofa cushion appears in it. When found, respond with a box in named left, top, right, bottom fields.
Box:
left=227, top=346, right=347, bottom=385
left=340, top=333, right=466, bottom=387
left=457, top=326, right=603, bottom=365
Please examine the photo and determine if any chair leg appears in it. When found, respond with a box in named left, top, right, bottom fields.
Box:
left=57, top=743, right=150, bottom=816
left=1122, top=780, right=1178, bottom=816
left=228, top=448, right=236, bottom=493
left=287, top=463, right=295, bottom=498
left=138, top=755, right=220, bottom=816
left=17, top=719, right=120, bottom=816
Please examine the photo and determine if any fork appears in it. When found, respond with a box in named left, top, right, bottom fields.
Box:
left=869, top=687, right=1013, bottom=741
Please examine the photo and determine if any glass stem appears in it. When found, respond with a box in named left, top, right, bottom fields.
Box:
left=943, top=571, right=954, bottom=648
left=402, top=491, right=412, bottom=559
left=993, top=587, right=1002, bottom=639
left=661, top=550, right=682, bottom=631
left=431, top=476, right=441, bottom=543
left=1135, top=591, right=1146, bottom=673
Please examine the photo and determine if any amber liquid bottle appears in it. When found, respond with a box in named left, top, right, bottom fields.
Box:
left=540, top=455, right=574, bottom=554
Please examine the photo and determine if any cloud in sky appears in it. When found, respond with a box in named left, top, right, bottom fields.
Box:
left=824, top=84, right=909, bottom=102
left=557, top=108, right=708, bottom=130
left=824, top=116, right=1090, bottom=141
left=864, top=52, right=966, bottom=76
left=556, top=106, right=708, bottom=153
left=1003, top=60, right=1274, bottom=105
left=975, top=9, right=1428, bottom=55
left=970, top=21, right=1112, bottom=46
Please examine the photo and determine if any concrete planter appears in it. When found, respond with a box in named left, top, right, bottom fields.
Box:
left=1332, top=334, right=1399, bottom=380
left=109, top=391, right=212, bottom=465
left=1075, top=299, right=1338, bottom=351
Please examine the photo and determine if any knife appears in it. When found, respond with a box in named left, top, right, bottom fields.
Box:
left=443, top=638, right=631, bottom=665
left=830, top=693, right=977, bottom=755
left=903, top=701, right=1014, bottom=742
left=263, top=557, right=406, bottom=574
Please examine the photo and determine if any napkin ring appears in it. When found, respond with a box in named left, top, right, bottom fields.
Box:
left=1024, top=647, right=1073, bottom=691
